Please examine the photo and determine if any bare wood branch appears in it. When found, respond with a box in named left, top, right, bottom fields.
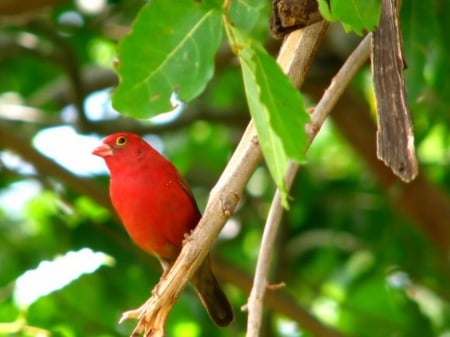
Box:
left=372, top=0, right=418, bottom=181
left=245, top=162, right=299, bottom=337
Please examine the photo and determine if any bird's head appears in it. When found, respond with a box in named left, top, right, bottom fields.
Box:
left=92, top=132, right=150, bottom=164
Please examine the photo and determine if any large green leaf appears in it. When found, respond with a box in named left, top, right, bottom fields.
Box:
left=318, top=0, right=381, bottom=35
left=226, top=26, right=309, bottom=206
left=112, top=0, right=223, bottom=118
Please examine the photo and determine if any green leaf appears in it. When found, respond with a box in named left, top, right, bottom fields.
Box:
left=112, top=0, right=223, bottom=118
left=318, top=0, right=381, bottom=35
left=228, top=0, right=266, bottom=32
left=317, top=0, right=336, bottom=22
left=226, top=25, right=309, bottom=207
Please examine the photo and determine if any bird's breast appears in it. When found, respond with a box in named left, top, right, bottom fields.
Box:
left=109, top=171, right=200, bottom=259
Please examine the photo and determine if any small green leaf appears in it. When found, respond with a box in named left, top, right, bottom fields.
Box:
left=226, top=26, right=309, bottom=207
left=228, top=0, right=266, bottom=32
left=317, top=0, right=336, bottom=21
left=112, top=0, right=223, bottom=118
left=318, top=0, right=381, bottom=35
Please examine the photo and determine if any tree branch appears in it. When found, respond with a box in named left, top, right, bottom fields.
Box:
left=27, top=20, right=88, bottom=126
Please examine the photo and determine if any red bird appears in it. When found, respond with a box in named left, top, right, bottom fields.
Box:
left=92, top=132, right=233, bottom=326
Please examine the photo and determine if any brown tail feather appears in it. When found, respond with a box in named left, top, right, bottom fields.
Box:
left=190, top=255, right=234, bottom=326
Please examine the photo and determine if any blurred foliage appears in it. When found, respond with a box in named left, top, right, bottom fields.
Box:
left=0, top=1, right=450, bottom=337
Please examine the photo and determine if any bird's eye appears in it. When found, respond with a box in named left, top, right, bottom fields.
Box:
left=116, top=136, right=127, bottom=146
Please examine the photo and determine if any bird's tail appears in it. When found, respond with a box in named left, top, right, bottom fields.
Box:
left=191, top=255, right=234, bottom=327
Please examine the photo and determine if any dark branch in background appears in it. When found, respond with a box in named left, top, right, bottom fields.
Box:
left=0, top=23, right=83, bottom=107
left=215, top=261, right=347, bottom=337
left=29, top=66, right=118, bottom=108
left=305, top=87, right=450, bottom=254
left=0, top=30, right=58, bottom=64
left=1, top=62, right=247, bottom=134
left=26, top=58, right=248, bottom=135
left=336, top=94, right=450, bottom=253
left=0, top=122, right=110, bottom=209
left=0, top=100, right=247, bottom=136
left=0, top=0, right=62, bottom=15
left=27, top=20, right=89, bottom=126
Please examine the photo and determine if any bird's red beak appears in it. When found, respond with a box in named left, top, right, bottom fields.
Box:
left=92, top=143, right=113, bottom=157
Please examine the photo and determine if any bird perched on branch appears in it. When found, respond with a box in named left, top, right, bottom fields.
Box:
left=92, top=132, right=233, bottom=327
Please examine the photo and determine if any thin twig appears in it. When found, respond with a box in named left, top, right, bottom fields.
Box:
left=246, top=33, right=371, bottom=337
left=28, top=20, right=88, bottom=127
left=245, top=162, right=299, bottom=337
left=307, top=33, right=371, bottom=143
